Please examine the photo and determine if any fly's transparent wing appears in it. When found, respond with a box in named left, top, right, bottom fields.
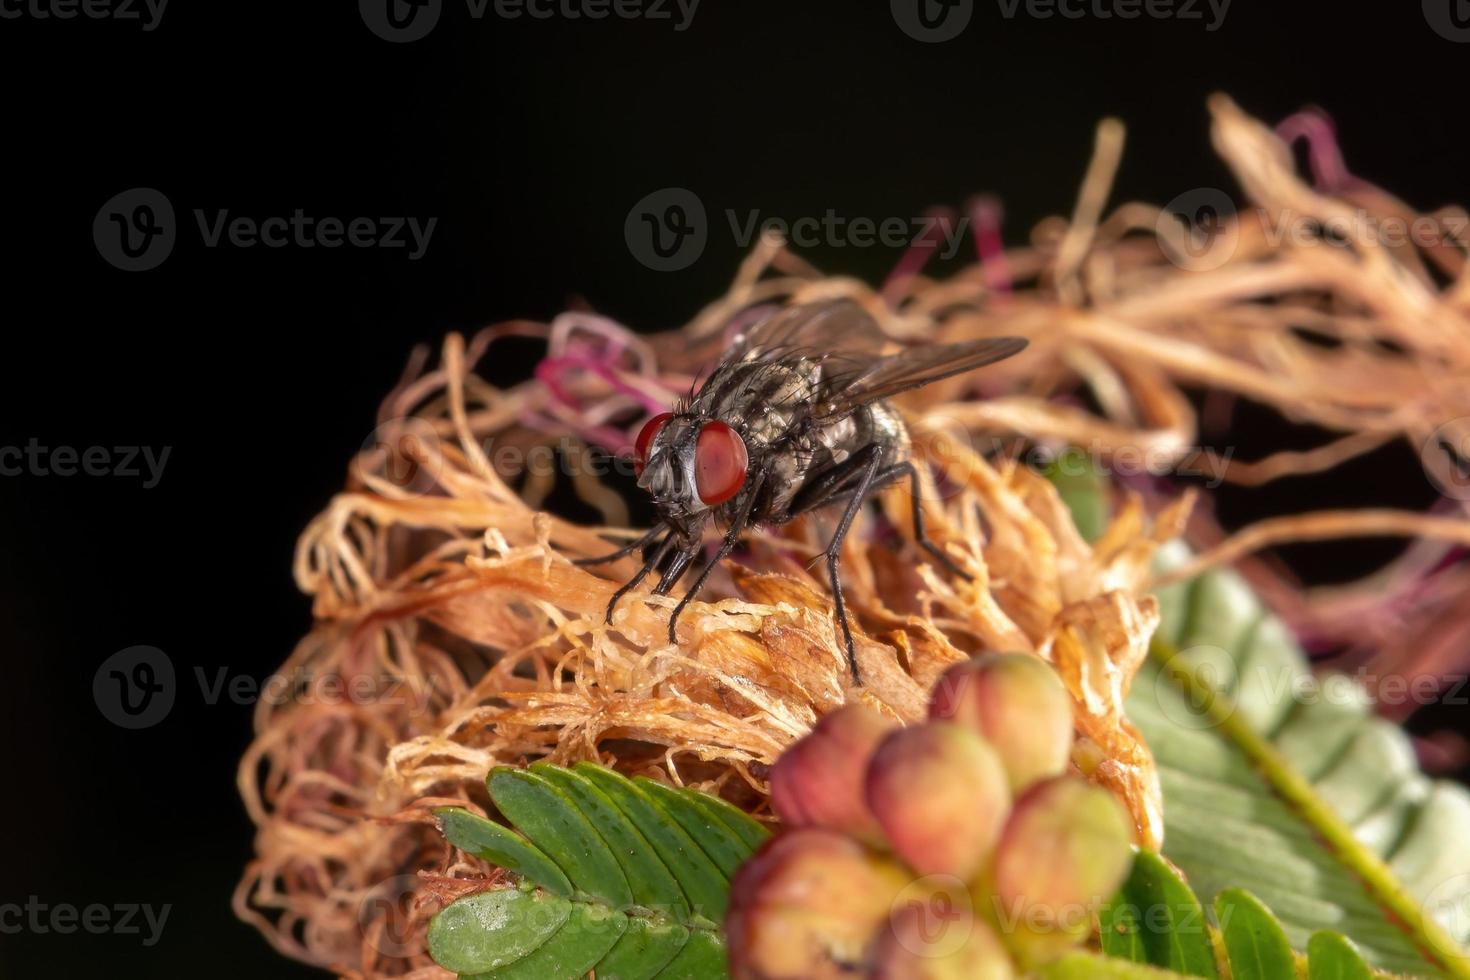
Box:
left=689, top=300, right=891, bottom=414
left=813, top=336, right=1027, bottom=418
left=701, top=299, right=1025, bottom=420
left=728, top=299, right=890, bottom=362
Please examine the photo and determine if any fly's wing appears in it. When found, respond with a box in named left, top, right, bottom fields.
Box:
left=728, top=299, right=891, bottom=362
left=691, top=299, right=892, bottom=413
left=813, top=336, right=1027, bottom=419
left=702, top=299, right=1025, bottom=419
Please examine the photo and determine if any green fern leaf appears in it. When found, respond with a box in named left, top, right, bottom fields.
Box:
left=428, top=763, right=768, bottom=980
left=1036, top=461, right=1470, bottom=975
left=1134, top=541, right=1470, bottom=976
left=1100, top=850, right=1218, bottom=977
left=1101, top=850, right=1398, bottom=979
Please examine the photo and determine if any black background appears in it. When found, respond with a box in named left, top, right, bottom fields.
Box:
left=2, top=1, right=1467, bottom=976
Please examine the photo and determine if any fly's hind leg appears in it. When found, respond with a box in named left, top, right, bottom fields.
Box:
left=819, top=447, right=886, bottom=685
left=775, top=447, right=969, bottom=684
left=885, top=460, right=973, bottom=581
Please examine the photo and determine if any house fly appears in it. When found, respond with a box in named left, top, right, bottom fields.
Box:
left=577, top=299, right=1027, bottom=683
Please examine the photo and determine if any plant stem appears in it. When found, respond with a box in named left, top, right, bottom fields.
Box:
left=1151, top=636, right=1470, bottom=980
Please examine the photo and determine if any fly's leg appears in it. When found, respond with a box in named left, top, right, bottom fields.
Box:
left=603, top=531, right=675, bottom=624
left=651, top=545, right=699, bottom=597
left=665, top=465, right=769, bottom=646
left=886, top=460, right=973, bottom=581
left=573, top=524, right=663, bottom=566
left=783, top=453, right=971, bottom=582
left=782, top=445, right=885, bottom=519
left=822, top=448, right=886, bottom=685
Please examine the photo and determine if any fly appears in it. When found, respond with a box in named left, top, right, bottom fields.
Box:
left=576, top=299, right=1027, bottom=684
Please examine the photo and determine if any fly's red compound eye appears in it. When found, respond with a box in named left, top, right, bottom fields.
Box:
left=634, top=412, right=673, bottom=474
left=695, top=420, right=748, bottom=505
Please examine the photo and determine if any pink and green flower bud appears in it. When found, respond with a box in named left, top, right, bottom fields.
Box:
left=929, top=653, right=1074, bottom=794
left=727, top=828, right=908, bottom=980
left=864, top=722, right=1011, bottom=880
left=989, top=776, right=1136, bottom=964
left=770, top=704, right=892, bottom=844
left=872, top=901, right=1016, bottom=980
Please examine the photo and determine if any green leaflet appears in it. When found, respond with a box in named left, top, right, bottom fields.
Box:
left=1038, top=951, right=1200, bottom=979
left=428, top=764, right=769, bottom=980
left=428, top=888, right=571, bottom=974
left=1135, top=540, right=1470, bottom=976
left=435, top=807, right=573, bottom=897
left=1037, top=462, right=1470, bottom=975
left=487, top=769, right=634, bottom=909
left=1100, top=851, right=1218, bottom=977
left=1099, top=851, right=1382, bottom=979
left=530, top=763, right=690, bottom=919
left=1308, top=931, right=1375, bottom=980
left=574, top=762, right=730, bottom=924
left=1216, top=888, right=1296, bottom=980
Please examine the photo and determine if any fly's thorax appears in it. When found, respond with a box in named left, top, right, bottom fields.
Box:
left=691, top=355, right=820, bottom=452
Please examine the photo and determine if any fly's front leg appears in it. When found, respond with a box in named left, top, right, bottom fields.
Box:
left=603, top=531, right=675, bottom=625
left=665, top=464, right=769, bottom=646
left=573, top=524, right=663, bottom=566
left=651, top=545, right=699, bottom=597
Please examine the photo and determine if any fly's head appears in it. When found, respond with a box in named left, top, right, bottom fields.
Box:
left=633, top=411, right=749, bottom=543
